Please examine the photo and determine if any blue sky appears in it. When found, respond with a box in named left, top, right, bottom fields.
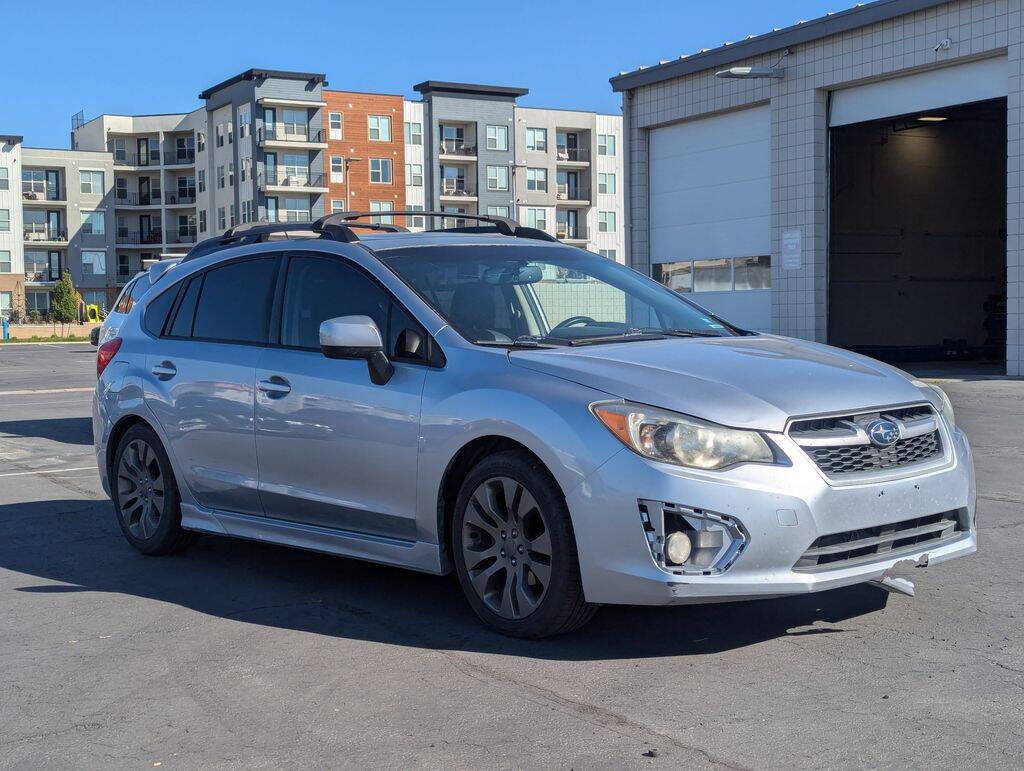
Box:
left=4, top=0, right=841, bottom=148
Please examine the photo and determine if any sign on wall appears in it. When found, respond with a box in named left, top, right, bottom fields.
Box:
left=782, top=229, right=802, bottom=270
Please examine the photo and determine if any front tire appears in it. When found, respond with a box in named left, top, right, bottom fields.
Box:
left=112, top=424, right=196, bottom=555
left=452, top=451, right=597, bottom=638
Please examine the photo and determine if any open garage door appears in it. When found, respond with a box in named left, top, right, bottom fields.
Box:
left=829, top=93, right=1007, bottom=364
left=648, top=105, right=771, bottom=331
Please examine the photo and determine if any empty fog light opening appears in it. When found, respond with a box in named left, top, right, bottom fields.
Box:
left=639, top=500, right=749, bottom=575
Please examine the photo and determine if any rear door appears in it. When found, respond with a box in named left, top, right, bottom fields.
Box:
left=143, top=254, right=279, bottom=516
left=254, top=250, right=428, bottom=539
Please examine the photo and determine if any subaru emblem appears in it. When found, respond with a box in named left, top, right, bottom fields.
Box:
left=866, top=419, right=900, bottom=448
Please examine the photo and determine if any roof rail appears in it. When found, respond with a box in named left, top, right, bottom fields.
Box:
left=320, top=210, right=559, bottom=243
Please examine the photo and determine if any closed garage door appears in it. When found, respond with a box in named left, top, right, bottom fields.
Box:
left=649, top=105, right=771, bottom=331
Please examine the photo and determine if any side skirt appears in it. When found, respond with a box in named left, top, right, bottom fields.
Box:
left=180, top=503, right=445, bottom=575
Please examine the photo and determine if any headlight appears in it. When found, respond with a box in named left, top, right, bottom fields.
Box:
left=591, top=401, right=774, bottom=470
left=912, top=380, right=955, bottom=430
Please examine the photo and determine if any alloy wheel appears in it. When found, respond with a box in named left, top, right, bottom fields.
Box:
left=116, top=438, right=165, bottom=540
left=461, top=476, right=553, bottom=619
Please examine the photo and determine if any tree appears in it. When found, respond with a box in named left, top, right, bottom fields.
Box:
left=50, top=271, right=78, bottom=337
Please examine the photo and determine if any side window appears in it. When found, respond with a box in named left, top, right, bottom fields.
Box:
left=143, top=285, right=178, bottom=336
left=167, top=275, right=202, bottom=338
left=192, top=257, right=278, bottom=344
left=114, top=278, right=137, bottom=314
left=124, top=274, right=150, bottom=312
left=280, top=254, right=388, bottom=349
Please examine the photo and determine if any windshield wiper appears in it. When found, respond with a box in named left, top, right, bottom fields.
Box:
left=475, top=335, right=567, bottom=349
left=566, top=330, right=667, bottom=346
left=652, top=328, right=728, bottom=338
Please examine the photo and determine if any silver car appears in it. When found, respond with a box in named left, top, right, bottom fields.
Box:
left=93, top=213, right=976, bottom=638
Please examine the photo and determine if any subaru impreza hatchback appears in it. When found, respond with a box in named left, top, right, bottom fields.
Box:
left=93, top=212, right=976, bottom=638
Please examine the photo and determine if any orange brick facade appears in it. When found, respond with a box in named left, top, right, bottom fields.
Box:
left=323, top=91, right=407, bottom=225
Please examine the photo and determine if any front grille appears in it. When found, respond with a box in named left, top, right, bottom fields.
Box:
left=808, top=431, right=941, bottom=474
left=788, top=403, right=945, bottom=478
left=794, top=510, right=966, bottom=572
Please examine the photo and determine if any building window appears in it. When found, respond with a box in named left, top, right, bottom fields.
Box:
left=330, top=156, right=344, bottom=184
left=598, top=173, right=616, bottom=194
left=598, top=134, right=616, bottom=156
left=486, top=125, right=508, bottom=151
left=486, top=165, right=509, bottom=191
left=526, top=167, right=547, bottom=192
left=239, top=111, right=251, bottom=139
left=368, top=115, right=392, bottom=141
left=0, top=209, right=8, bottom=231
left=653, top=256, right=770, bottom=293
left=22, top=169, right=44, bottom=195
left=597, top=211, right=616, bottom=232
left=81, top=250, right=106, bottom=276
left=199, top=210, right=207, bottom=233
left=486, top=206, right=510, bottom=218
left=404, top=121, right=422, bottom=145
left=526, top=128, right=547, bottom=152
left=112, top=138, right=126, bottom=161
left=599, top=249, right=617, bottom=261
left=198, top=169, right=205, bottom=193
left=229, top=204, right=236, bottom=227
left=240, top=159, right=249, bottom=183
left=217, top=207, right=225, bottom=230
left=369, top=200, right=393, bottom=224
left=227, top=122, right=234, bottom=144
left=197, top=132, right=205, bottom=152
left=405, top=163, right=423, bottom=187
left=0, top=168, right=7, bottom=191
left=217, top=166, right=224, bottom=189
left=331, top=199, right=346, bottom=213
left=406, top=204, right=424, bottom=228
left=369, top=158, right=392, bottom=184
left=0, top=250, right=10, bottom=272
left=524, top=208, right=546, bottom=230
left=81, top=210, right=105, bottom=235
left=329, top=112, right=344, bottom=140
left=80, top=170, right=104, bottom=194
left=282, top=109, right=309, bottom=137
left=733, top=255, right=771, bottom=290
left=0, top=291, right=11, bottom=318
left=215, top=124, right=224, bottom=147
left=228, top=162, right=234, bottom=186
left=283, top=197, right=310, bottom=222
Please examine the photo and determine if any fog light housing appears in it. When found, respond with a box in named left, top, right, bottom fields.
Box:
left=639, top=500, right=748, bottom=574
left=664, top=531, right=692, bottom=565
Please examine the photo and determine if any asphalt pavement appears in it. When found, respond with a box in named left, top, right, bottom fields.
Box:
left=0, top=344, right=1021, bottom=768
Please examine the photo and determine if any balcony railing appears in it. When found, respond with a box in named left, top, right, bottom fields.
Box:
left=555, top=224, right=585, bottom=240
left=116, top=191, right=162, bottom=206
left=259, top=171, right=326, bottom=188
left=556, top=146, right=590, bottom=162
left=165, top=227, right=198, bottom=244
left=113, top=151, right=162, bottom=167
left=259, top=124, right=324, bottom=143
left=556, top=185, right=589, bottom=201
left=116, top=228, right=163, bottom=245
left=164, top=150, right=196, bottom=165
left=440, top=179, right=475, bottom=196
left=23, top=224, right=67, bottom=242
left=22, top=188, right=66, bottom=202
left=166, top=193, right=197, bottom=205
left=264, top=211, right=312, bottom=223
left=440, top=139, right=476, bottom=156
left=24, top=270, right=55, bottom=282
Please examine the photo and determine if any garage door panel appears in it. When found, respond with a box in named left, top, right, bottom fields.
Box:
left=651, top=218, right=769, bottom=261
left=650, top=142, right=769, bottom=193
left=651, top=179, right=769, bottom=228
left=650, top=107, right=771, bottom=157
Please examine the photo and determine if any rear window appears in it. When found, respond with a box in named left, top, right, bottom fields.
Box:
left=191, top=257, right=278, bottom=344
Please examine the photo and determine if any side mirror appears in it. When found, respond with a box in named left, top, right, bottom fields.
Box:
left=319, top=315, right=394, bottom=385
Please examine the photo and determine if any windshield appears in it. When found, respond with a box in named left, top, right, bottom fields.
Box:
left=381, top=245, right=743, bottom=345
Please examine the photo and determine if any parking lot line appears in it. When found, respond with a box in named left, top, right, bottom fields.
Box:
left=0, top=465, right=97, bottom=478
left=0, top=387, right=95, bottom=396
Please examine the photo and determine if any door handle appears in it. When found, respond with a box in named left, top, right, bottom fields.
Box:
left=257, top=376, right=291, bottom=398
left=151, top=361, right=176, bottom=380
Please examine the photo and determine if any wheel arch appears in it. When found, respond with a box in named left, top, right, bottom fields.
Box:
left=105, top=413, right=157, bottom=479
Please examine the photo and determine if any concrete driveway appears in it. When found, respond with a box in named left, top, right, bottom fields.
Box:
left=1, top=344, right=1021, bottom=768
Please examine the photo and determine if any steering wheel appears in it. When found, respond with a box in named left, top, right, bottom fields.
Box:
left=551, top=315, right=598, bottom=333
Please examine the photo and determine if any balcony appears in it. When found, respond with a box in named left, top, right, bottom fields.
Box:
left=22, top=188, right=67, bottom=204
left=258, top=124, right=326, bottom=146
left=116, top=191, right=162, bottom=207
left=113, top=151, right=162, bottom=167
left=556, top=184, right=590, bottom=206
left=164, top=150, right=196, bottom=166
left=24, top=269, right=56, bottom=283
left=23, top=224, right=67, bottom=243
left=264, top=210, right=312, bottom=223
left=116, top=228, right=163, bottom=246
left=556, top=146, right=590, bottom=164
left=165, top=193, right=197, bottom=206
left=555, top=224, right=587, bottom=242
left=165, top=227, right=198, bottom=245
left=439, top=139, right=477, bottom=159
left=260, top=170, right=328, bottom=192
left=440, top=178, right=477, bottom=199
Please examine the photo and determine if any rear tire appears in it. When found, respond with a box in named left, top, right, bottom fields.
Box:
left=452, top=450, right=598, bottom=638
left=112, top=424, right=196, bottom=555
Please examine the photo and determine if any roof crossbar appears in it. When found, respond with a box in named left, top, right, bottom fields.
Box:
left=317, top=210, right=558, bottom=243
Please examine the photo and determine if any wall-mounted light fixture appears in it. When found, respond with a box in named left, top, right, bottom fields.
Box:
left=716, top=49, right=789, bottom=80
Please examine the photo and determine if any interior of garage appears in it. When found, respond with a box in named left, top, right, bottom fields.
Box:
left=828, top=98, right=1006, bottom=364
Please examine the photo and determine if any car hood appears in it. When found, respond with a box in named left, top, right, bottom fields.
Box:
left=508, top=334, right=929, bottom=432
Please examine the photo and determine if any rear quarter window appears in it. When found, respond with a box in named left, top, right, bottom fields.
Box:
left=143, top=285, right=178, bottom=336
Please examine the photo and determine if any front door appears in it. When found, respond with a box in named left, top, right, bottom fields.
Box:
left=143, top=255, right=280, bottom=516
left=140, top=215, right=152, bottom=243
left=46, top=211, right=60, bottom=240
left=139, top=176, right=150, bottom=206
left=254, top=251, right=426, bottom=539
left=137, top=138, right=149, bottom=166
left=45, top=170, right=60, bottom=201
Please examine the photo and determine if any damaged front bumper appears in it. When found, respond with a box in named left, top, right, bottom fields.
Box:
left=567, top=425, right=977, bottom=606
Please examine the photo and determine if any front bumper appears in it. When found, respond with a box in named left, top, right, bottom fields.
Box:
left=567, top=426, right=976, bottom=605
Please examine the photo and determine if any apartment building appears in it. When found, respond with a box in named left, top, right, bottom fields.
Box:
left=73, top=112, right=201, bottom=291
left=322, top=90, right=406, bottom=224
left=0, top=136, right=24, bottom=319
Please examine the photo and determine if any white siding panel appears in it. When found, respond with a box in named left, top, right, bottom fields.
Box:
left=649, top=105, right=770, bottom=262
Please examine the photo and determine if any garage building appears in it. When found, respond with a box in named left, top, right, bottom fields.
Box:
left=611, top=0, right=1021, bottom=375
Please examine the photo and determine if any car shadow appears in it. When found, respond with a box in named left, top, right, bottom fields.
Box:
left=0, top=499, right=889, bottom=660
left=0, top=417, right=93, bottom=445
